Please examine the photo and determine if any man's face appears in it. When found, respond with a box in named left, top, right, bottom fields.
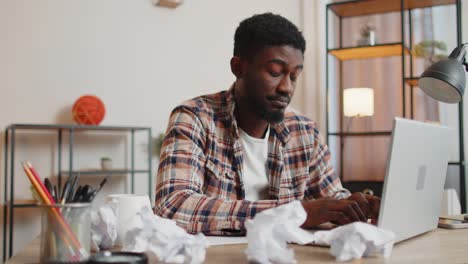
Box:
left=238, top=45, right=303, bottom=123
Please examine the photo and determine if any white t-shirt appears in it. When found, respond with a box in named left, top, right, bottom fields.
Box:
left=239, top=126, right=270, bottom=201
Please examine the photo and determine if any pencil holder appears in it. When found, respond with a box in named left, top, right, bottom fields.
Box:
left=39, top=203, right=91, bottom=263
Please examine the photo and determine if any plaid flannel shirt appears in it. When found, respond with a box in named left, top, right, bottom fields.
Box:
left=155, top=87, right=350, bottom=235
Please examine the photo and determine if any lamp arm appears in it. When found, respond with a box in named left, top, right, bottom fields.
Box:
left=448, top=44, right=466, bottom=61
left=461, top=43, right=468, bottom=72
left=451, top=43, right=468, bottom=72
left=462, top=43, right=468, bottom=72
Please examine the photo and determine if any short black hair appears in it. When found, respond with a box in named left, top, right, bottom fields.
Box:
left=233, top=13, right=306, bottom=59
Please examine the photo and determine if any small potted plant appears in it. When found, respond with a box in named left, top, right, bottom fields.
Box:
left=357, top=23, right=377, bottom=46
left=412, top=40, right=447, bottom=66
left=153, top=133, right=166, bottom=159
left=101, top=157, right=112, bottom=170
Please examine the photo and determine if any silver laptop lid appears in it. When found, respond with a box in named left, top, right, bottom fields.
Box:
left=378, top=118, right=453, bottom=243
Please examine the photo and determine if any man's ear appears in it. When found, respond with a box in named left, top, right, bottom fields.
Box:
left=230, top=56, right=243, bottom=78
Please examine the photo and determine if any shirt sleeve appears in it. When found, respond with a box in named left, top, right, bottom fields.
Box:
left=304, top=127, right=351, bottom=200
left=154, top=106, right=278, bottom=235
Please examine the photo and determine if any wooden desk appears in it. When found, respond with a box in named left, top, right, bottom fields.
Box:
left=6, top=228, right=468, bottom=263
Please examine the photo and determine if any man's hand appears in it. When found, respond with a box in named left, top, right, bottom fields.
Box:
left=301, top=198, right=367, bottom=228
left=347, top=192, right=381, bottom=224
left=301, top=193, right=382, bottom=228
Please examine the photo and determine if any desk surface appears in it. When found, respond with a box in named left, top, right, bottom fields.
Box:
left=6, top=228, right=468, bottom=263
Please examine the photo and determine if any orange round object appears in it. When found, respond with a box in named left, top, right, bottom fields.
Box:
left=72, top=95, right=106, bottom=125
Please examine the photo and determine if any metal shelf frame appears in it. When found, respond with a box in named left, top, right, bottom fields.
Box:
left=2, top=123, right=153, bottom=261
left=325, top=0, right=465, bottom=211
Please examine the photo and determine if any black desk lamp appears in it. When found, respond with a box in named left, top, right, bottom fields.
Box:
left=419, top=43, right=467, bottom=103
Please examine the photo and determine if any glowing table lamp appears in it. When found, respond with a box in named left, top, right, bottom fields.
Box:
left=343, top=87, right=374, bottom=117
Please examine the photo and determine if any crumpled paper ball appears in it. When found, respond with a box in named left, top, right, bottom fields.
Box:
left=91, top=203, right=118, bottom=251
left=314, top=221, right=395, bottom=262
left=245, top=201, right=315, bottom=264
left=122, top=206, right=209, bottom=264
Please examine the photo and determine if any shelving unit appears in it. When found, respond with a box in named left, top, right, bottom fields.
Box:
left=328, top=0, right=456, bottom=17
left=325, top=0, right=464, bottom=208
left=2, top=124, right=152, bottom=261
left=329, top=43, right=410, bottom=60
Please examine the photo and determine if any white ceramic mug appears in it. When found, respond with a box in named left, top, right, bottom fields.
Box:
left=105, top=194, right=152, bottom=246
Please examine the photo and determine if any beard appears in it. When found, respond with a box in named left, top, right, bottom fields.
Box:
left=257, top=107, right=285, bottom=123
left=248, top=98, right=286, bottom=123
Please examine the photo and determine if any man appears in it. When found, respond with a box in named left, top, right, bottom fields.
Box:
left=155, top=13, right=379, bottom=235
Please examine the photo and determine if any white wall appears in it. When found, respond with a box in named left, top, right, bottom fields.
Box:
left=0, top=0, right=302, bottom=132
left=0, top=0, right=302, bottom=258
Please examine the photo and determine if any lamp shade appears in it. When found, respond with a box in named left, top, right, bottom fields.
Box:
left=343, top=87, right=374, bottom=117
left=419, top=45, right=466, bottom=103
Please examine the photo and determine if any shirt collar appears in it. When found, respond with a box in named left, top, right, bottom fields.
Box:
left=224, top=83, right=290, bottom=144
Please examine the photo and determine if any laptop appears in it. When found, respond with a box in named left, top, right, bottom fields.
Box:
left=377, top=117, right=453, bottom=243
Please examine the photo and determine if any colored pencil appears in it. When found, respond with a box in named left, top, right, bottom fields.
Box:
left=22, top=162, right=84, bottom=258
left=22, top=164, right=77, bottom=252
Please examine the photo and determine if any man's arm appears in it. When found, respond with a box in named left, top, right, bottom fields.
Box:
left=154, top=106, right=277, bottom=235
left=304, top=127, right=350, bottom=200
left=300, top=127, right=374, bottom=227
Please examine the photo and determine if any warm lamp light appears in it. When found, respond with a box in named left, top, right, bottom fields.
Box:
left=419, top=43, right=467, bottom=103
left=343, top=87, right=374, bottom=117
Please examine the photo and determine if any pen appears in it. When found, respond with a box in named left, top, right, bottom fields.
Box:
left=72, top=186, right=83, bottom=203
left=44, top=178, right=57, bottom=203
left=78, top=185, right=90, bottom=202
left=60, top=176, right=73, bottom=204
left=44, top=178, right=53, bottom=199
left=53, top=185, right=58, bottom=204
left=83, top=186, right=95, bottom=202
left=87, top=176, right=109, bottom=202
left=67, top=173, right=80, bottom=203
left=98, top=176, right=109, bottom=191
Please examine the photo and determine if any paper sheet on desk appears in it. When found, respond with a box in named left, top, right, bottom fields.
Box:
left=206, top=236, right=248, bottom=246
left=205, top=224, right=330, bottom=246
left=205, top=230, right=331, bottom=247
left=205, top=232, right=325, bottom=246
